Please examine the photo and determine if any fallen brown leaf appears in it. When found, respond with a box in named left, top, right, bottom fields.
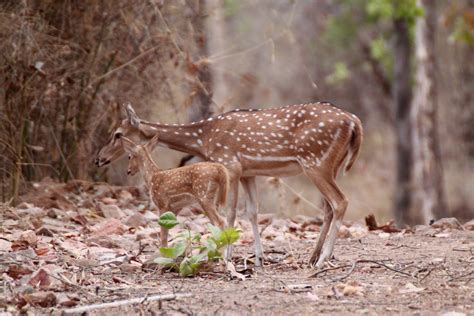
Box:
left=21, top=291, right=57, bottom=308
left=90, top=218, right=126, bottom=237
left=7, top=265, right=33, bottom=279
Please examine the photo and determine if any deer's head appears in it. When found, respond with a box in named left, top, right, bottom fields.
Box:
left=95, top=103, right=142, bottom=167
left=120, top=134, right=160, bottom=176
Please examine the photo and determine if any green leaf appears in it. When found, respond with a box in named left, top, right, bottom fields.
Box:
left=153, top=257, right=176, bottom=267
left=207, top=249, right=221, bottom=261
left=179, top=253, right=207, bottom=277
left=204, top=239, right=221, bottom=260
left=175, top=230, right=201, bottom=242
left=190, top=252, right=208, bottom=264
left=159, top=242, right=186, bottom=259
left=325, top=62, right=350, bottom=85
left=158, top=212, right=179, bottom=229
left=205, top=238, right=217, bottom=252
left=179, top=258, right=195, bottom=277
left=207, top=224, right=222, bottom=240
left=218, top=228, right=240, bottom=246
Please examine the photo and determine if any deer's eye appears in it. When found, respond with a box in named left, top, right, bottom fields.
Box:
left=114, top=132, right=123, bottom=139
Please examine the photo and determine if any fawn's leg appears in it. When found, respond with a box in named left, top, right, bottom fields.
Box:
left=198, top=198, right=226, bottom=229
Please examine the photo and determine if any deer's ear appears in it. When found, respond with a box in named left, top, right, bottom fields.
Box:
left=146, top=133, right=160, bottom=152
left=123, top=103, right=140, bottom=128
left=120, top=136, right=137, bottom=154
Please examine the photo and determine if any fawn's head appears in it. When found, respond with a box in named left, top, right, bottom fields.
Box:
left=120, top=133, right=160, bottom=176
left=95, top=103, right=143, bottom=167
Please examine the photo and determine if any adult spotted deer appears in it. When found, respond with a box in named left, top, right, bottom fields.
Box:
left=120, top=134, right=227, bottom=247
left=96, top=102, right=363, bottom=267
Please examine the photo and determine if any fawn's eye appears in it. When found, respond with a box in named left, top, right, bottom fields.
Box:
left=114, top=132, right=123, bottom=139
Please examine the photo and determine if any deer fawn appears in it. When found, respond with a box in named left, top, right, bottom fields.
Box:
left=97, top=102, right=363, bottom=268
left=120, top=134, right=227, bottom=247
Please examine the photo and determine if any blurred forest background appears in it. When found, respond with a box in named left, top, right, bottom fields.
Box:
left=1, top=0, right=473, bottom=225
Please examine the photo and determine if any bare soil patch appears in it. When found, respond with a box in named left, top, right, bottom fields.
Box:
left=1, top=180, right=473, bottom=315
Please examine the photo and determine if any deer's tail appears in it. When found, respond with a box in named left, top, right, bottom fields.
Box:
left=343, top=116, right=363, bottom=174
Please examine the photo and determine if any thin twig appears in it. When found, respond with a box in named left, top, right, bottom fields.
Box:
left=62, top=292, right=193, bottom=314
left=448, top=270, right=474, bottom=282
left=89, top=44, right=161, bottom=86
left=336, top=260, right=413, bottom=281
left=308, top=264, right=351, bottom=278
left=278, top=179, right=324, bottom=215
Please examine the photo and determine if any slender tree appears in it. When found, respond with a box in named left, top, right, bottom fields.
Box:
left=393, top=15, right=414, bottom=226
left=409, top=0, right=448, bottom=223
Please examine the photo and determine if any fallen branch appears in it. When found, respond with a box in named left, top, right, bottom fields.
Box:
left=365, top=214, right=400, bottom=233
left=61, top=292, right=192, bottom=315
left=335, top=260, right=413, bottom=281
left=447, top=270, right=474, bottom=282
left=225, top=261, right=246, bottom=281
left=309, top=259, right=413, bottom=280
left=308, top=264, right=351, bottom=278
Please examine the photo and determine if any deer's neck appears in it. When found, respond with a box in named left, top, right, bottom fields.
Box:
left=139, top=151, right=162, bottom=187
left=139, top=121, right=209, bottom=157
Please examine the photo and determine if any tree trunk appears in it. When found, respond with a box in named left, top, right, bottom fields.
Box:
left=188, top=0, right=214, bottom=122
left=458, top=0, right=474, bottom=157
left=393, top=17, right=414, bottom=227
left=410, top=0, right=448, bottom=223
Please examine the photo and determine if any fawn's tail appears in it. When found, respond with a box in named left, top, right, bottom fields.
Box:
left=217, top=165, right=229, bottom=208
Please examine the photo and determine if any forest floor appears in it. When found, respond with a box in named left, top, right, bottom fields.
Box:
left=1, top=179, right=473, bottom=315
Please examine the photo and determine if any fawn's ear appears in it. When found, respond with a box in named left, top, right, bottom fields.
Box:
left=145, top=133, right=160, bottom=152
left=120, top=136, right=138, bottom=154
left=123, top=103, right=140, bottom=128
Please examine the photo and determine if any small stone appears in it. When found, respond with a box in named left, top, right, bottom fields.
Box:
left=338, top=225, right=351, bottom=238
left=119, top=262, right=142, bottom=273
left=16, top=202, right=34, bottom=209
left=143, top=210, right=159, bottom=221
left=36, top=227, right=54, bottom=237
left=463, top=219, right=474, bottom=231
left=98, top=203, right=125, bottom=219
left=90, top=219, right=126, bottom=236
left=101, top=197, right=118, bottom=205
left=431, top=218, right=463, bottom=230
left=126, top=213, right=147, bottom=228
left=119, top=190, right=133, bottom=201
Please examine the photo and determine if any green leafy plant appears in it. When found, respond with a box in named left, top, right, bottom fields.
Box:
left=154, top=212, right=240, bottom=277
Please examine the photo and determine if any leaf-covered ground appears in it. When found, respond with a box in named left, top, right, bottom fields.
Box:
left=0, top=179, right=473, bottom=315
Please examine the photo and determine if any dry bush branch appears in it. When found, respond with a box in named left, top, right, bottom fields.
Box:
left=0, top=0, right=204, bottom=202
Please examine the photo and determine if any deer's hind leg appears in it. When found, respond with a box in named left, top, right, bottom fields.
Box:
left=304, top=168, right=348, bottom=268
left=309, top=198, right=332, bottom=265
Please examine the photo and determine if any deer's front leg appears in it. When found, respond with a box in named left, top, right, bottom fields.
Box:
left=241, top=177, right=264, bottom=267
left=224, top=165, right=242, bottom=262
